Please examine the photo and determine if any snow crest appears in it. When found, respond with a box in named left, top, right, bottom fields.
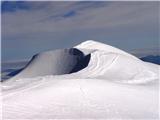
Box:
left=2, top=40, right=159, bottom=119
left=74, top=50, right=158, bottom=84
left=5, top=40, right=158, bottom=84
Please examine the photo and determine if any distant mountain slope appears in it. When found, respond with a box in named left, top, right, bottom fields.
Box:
left=140, top=55, right=160, bottom=65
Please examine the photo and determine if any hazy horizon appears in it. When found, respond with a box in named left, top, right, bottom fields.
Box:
left=1, top=1, right=159, bottom=62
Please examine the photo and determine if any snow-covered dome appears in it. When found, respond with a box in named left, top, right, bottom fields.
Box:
left=2, top=40, right=159, bottom=119
left=4, top=40, right=158, bottom=84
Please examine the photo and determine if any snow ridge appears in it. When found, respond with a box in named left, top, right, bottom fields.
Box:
left=5, top=40, right=158, bottom=84
left=2, top=40, right=159, bottom=119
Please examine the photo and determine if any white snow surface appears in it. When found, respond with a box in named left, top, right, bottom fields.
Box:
left=1, top=40, right=159, bottom=119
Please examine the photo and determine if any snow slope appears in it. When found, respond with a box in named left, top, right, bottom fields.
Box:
left=5, top=40, right=158, bottom=84
left=75, top=40, right=138, bottom=59
left=8, top=48, right=90, bottom=80
left=1, top=40, right=159, bottom=119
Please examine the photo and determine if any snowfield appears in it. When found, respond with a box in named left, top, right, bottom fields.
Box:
left=1, top=40, right=159, bottom=119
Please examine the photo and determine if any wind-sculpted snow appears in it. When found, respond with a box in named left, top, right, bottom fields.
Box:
left=72, top=50, right=158, bottom=84
left=4, top=40, right=158, bottom=83
left=1, top=40, right=159, bottom=119
left=75, top=40, right=138, bottom=59
left=8, top=48, right=91, bottom=80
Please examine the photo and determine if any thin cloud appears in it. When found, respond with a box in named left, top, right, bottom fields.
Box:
left=2, top=1, right=158, bottom=39
left=1, top=1, right=159, bottom=61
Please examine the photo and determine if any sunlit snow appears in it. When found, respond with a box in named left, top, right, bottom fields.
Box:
left=1, top=40, right=159, bottom=119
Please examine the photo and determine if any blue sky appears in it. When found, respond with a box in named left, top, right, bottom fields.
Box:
left=1, top=1, right=159, bottom=62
